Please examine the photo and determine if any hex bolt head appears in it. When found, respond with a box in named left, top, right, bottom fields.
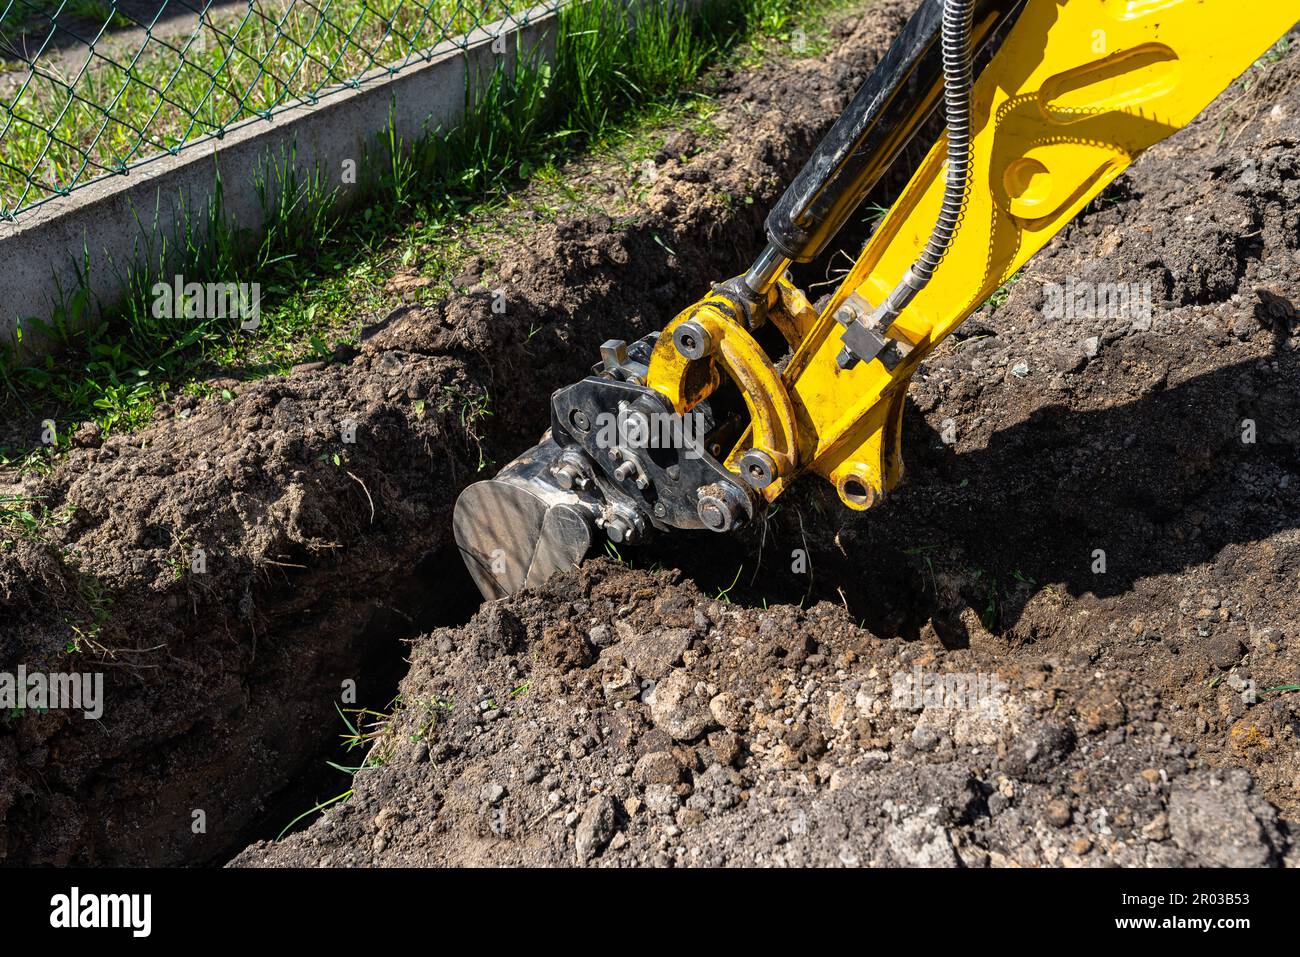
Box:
left=605, top=510, right=641, bottom=544
left=673, top=320, right=713, bottom=361
left=600, top=339, right=629, bottom=373
left=553, top=451, right=593, bottom=491
left=553, top=462, right=579, bottom=490
left=613, top=460, right=637, bottom=482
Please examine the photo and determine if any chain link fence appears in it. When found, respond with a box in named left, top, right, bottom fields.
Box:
left=0, top=0, right=560, bottom=219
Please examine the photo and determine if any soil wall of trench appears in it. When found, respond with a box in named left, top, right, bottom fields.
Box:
left=0, top=3, right=918, bottom=865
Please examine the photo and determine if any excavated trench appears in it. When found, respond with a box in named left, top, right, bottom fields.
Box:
left=4, top=0, right=1298, bottom=868
left=0, top=1, right=921, bottom=866
left=231, top=8, right=1300, bottom=867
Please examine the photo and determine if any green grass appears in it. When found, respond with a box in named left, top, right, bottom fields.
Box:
left=0, top=492, right=74, bottom=544
left=1, top=0, right=824, bottom=467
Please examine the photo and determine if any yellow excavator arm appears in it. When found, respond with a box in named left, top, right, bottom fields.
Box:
left=454, top=0, right=1299, bottom=599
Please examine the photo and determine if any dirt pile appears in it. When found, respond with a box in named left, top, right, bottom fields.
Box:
left=232, top=561, right=1293, bottom=867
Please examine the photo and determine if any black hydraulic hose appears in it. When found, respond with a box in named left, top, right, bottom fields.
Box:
left=867, top=0, right=975, bottom=329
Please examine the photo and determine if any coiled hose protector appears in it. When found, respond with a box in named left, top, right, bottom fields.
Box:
left=866, top=0, right=975, bottom=329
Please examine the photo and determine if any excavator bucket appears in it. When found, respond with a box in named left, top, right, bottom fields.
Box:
left=453, top=436, right=596, bottom=600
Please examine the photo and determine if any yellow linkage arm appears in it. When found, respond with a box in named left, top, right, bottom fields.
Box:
left=786, top=0, right=1298, bottom=509
left=652, top=0, right=1297, bottom=516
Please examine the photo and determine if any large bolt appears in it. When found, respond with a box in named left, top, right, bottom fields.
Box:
left=553, top=450, right=592, bottom=490
left=600, top=339, right=629, bottom=373
left=613, top=460, right=637, bottom=483
left=606, top=515, right=632, bottom=542
left=673, top=320, right=713, bottom=361
left=696, top=481, right=748, bottom=533
left=553, top=462, right=581, bottom=490
left=604, top=508, right=642, bottom=544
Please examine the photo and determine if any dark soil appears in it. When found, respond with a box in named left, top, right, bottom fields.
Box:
left=234, top=10, right=1300, bottom=867
left=0, top=1, right=912, bottom=864
left=6, top=0, right=1299, bottom=868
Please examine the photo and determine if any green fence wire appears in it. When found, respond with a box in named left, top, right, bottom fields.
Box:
left=0, top=0, right=560, bottom=219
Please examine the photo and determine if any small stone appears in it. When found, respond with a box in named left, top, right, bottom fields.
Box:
left=1045, top=798, right=1072, bottom=828
left=601, top=666, right=639, bottom=702
left=828, top=768, right=853, bottom=791
left=911, top=722, right=941, bottom=752
left=575, top=795, right=619, bottom=863
left=1072, top=837, right=1092, bottom=855
left=1082, top=336, right=1100, bottom=359
left=634, top=751, right=685, bottom=786
left=651, top=670, right=716, bottom=741
left=643, top=784, right=681, bottom=816
left=1208, top=634, right=1245, bottom=670
left=708, top=691, right=745, bottom=731
left=708, top=730, right=742, bottom=767
left=1142, top=813, right=1170, bottom=841
left=623, top=628, right=692, bottom=679
left=481, top=783, right=506, bottom=805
